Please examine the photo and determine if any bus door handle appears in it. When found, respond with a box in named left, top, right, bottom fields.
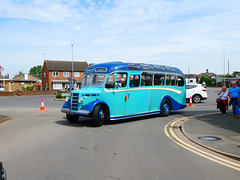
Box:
left=128, top=93, right=130, bottom=98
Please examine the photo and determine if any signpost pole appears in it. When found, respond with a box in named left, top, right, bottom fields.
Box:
left=71, top=44, right=74, bottom=89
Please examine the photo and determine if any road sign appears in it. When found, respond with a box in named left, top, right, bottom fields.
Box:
left=61, top=93, right=71, bottom=97
left=70, top=82, right=73, bottom=88
left=68, top=78, right=77, bottom=82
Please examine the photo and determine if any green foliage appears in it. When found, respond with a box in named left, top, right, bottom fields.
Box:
left=56, top=93, right=63, bottom=99
left=22, top=83, right=34, bottom=91
left=29, top=65, right=42, bottom=77
left=56, top=92, right=68, bottom=99
left=232, top=71, right=240, bottom=77
left=14, top=71, right=23, bottom=78
left=223, top=74, right=234, bottom=78
left=199, top=76, right=213, bottom=85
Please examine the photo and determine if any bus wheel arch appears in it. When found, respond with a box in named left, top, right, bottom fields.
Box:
left=92, top=103, right=110, bottom=127
left=160, top=98, right=172, bottom=116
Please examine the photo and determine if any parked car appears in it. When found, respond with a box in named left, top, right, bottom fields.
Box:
left=0, top=85, right=5, bottom=92
left=186, top=84, right=207, bottom=103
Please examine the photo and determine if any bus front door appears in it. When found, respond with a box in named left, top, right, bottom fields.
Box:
left=124, top=72, right=152, bottom=115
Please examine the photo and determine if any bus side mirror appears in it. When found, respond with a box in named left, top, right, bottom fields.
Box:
left=114, top=83, right=118, bottom=89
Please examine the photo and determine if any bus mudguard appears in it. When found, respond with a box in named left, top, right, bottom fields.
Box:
left=160, top=95, right=186, bottom=111
left=61, top=101, right=71, bottom=113
left=80, top=100, right=110, bottom=114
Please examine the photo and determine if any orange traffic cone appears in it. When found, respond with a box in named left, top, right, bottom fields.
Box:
left=188, top=96, right=194, bottom=107
left=38, top=99, right=46, bottom=111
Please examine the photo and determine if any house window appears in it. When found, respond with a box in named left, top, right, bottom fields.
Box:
left=53, top=72, right=59, bottom=77
left=74, top=72, right=80, bottom=77
left=53, top=83, right=62, bottom=90
left=44, top=73, right=46, bottom=78
left=64, top=72, right=69, bottom=77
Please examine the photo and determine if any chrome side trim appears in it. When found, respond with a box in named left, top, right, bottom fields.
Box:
left=104, top=87, right=183, bottom=94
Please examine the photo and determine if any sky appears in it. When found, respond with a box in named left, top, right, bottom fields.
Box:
left=0, top=0, right=240, bottom=78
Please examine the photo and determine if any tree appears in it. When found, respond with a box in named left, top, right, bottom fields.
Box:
left=29, top=65, right=42, bottom=77
left=232, top=71, right=240, bottom=77
left=223, top=74, right=234, bottom=78
left=199, top=76, right=213, bottom=85
left=13, top=71, right=23, bottom=78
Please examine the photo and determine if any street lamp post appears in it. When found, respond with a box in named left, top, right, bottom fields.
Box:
left=221, top=51, right=225, bottom=85
left=71, top=44, right=74, bottom=88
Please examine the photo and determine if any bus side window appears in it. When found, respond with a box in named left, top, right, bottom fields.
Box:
left=176, top=75, right=184, bottom=86
left=130, top=75, right=140, bottom=87
left=154, top=74, right=165, bottom=86
left=105, top=73, right=116, bottom=88
left=141, top=73, right=152, bottom=86
left=116, top=73, right=128, bottom=88
left=166, top=75, right=176, bottom=86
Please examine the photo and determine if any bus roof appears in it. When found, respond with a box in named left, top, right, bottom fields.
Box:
left=84, top=62, right=184, bottom=76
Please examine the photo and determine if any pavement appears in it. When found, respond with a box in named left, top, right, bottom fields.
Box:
left=183, top=108, right=240, bottom=159
left=0, top=115, right=11, bottom=123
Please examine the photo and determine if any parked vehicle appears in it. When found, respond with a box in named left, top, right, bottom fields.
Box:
left=186, top=84, right=207, bottom=103
left=0, top=85, right=5, bottom=92
left=61, top=62, right=186, bottom=126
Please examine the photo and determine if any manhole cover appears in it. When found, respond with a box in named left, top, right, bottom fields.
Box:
left=198, top=136, right=222, bottom=141
left=200, top=118, right=213, bottom=121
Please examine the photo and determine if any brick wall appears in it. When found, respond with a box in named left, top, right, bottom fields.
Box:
left=42, top=61, right=50, bottom=90
left=0, top=90, right=56, bottom=96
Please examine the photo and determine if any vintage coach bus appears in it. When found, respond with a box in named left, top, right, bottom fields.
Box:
left=61, top=62, right=186, bottom=126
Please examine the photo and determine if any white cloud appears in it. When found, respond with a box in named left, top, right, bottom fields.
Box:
left=0, top=0, right=240, bottom=77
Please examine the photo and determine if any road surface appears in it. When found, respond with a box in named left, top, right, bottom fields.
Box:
left=0, top=88, right=240, bottom=180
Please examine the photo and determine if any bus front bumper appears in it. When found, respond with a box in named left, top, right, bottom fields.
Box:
left=61, top=108, right=90, bottom=116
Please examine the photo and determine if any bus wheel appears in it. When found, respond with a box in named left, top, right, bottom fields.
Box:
left=93, top=105, right=106, bottom=127
left=160, top=99, right=171, bottom=116
left=66, top=114, right=79, bottom=123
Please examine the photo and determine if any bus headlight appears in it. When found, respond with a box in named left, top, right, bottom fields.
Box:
left=78, top=98, right=83, bottom=103
left=65, top=97, right=69, bottom=102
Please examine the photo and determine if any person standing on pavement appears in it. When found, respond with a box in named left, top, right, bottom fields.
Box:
left=217, top=86, right=228, bottom=116
left=228, top=82, right=240, bottom=118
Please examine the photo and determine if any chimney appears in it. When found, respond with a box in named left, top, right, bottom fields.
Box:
left=24, top=73, right=28, bottom=80
left=206, top=69, right=209, bottom=74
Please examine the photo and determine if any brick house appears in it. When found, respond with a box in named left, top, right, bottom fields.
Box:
left=42, top=60, right=88, bottom=90
left=0, top=73, right=41, bottom=92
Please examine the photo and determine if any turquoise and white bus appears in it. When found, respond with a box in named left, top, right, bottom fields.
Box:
left=61, top=62, right=186, bottom=126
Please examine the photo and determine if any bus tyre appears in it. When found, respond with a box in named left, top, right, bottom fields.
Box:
left=160, top=99, right=171, bottom=116
left=66, top=114, right=79, bottom=123
left=193, top=94, right=201, bottom=103
left=93, top=105, right=106, bottom=127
